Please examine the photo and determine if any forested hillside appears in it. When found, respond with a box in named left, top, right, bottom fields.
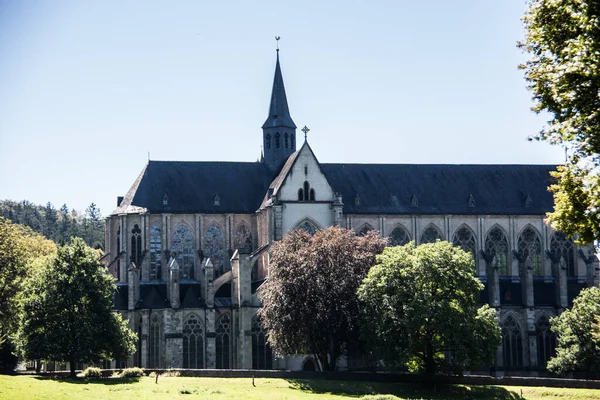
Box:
left=0, top=200, right=105, bottom=249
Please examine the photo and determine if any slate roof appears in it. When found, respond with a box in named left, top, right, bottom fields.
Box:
left=137, top=283, right=169, bottom=309
left=113, top=158, right=556, bottom=216
left=262, top=52, right=296, bottom=130
left=320, top=163, right=555, bottom=215
left=112, top=161, right=274, bottom=215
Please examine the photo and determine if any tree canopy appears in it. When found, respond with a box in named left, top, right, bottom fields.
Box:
left=548, top=287, right=600, bottom=376
left=16, top=238, right=136, bottom=377
left=357, top=241, right=501, bottom=378
left=259, top=226, right=387, bottom=371
left=520, top=0, right=600, bottom=244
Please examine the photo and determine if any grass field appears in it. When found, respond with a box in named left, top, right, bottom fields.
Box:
left=1, top=374, right=600, bottom=400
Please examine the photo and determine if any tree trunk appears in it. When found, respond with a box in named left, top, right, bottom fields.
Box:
left=424, top=342, right=435, bottom=385
left=69, top=356, right=76, bottom=378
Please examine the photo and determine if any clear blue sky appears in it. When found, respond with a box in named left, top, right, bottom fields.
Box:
left=0, top=0, right=563, bottom=217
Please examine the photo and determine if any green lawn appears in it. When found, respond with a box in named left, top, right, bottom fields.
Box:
left=0, top=374, right=599, bottom=400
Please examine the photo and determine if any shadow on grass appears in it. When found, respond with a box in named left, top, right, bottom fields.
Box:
left=287, top=379, right=523, bottom=400
left=32, top=375, right=141, bottom=385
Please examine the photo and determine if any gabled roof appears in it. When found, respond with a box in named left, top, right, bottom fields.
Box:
left=260, top=149, right=300, bottom=208
left=262, top=52, right=296, bottom=129
left=320, top=163, right=555, bottom=215
left=111, top=160, right=274, bottom=215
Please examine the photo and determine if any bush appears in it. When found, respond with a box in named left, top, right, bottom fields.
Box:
left=82, top=367, right=102, bottom=379
left=119, top=367, right=144, bottom=378
left=0, top=339, right=18, bottom=374
left=360, top=396, right=401, bottom=400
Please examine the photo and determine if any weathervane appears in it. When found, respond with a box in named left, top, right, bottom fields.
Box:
left=302, top=125, right=310, bottom=140
left=275, top=36, right=280, bottom=52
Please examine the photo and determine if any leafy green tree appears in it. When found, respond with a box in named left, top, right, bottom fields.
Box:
left=0, top=218, right=56, bottom=373
left=259, top=227, right=387, bottom=371
left=520, top=0, right=600, bottom=244
left=16, top=238, right=136, bottom=377
left=43, top=202, right=58, bottom=242
left=548, top=287, right=600, bottom=376
left=358, top=241, right=501, bottom=378
left=84, top=202, right=104, bottom=249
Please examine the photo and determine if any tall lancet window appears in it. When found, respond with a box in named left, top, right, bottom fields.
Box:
left=183, top=315, right=204, bottom=369
left=148, top=314, right=160, bottom=368
left=518, top=226, right=542, bottom=276
left=130, top=224, right=142, bottom=267
left=275, top=132, right=280, bottom=148
left=172, top=224, right=194, bottom=279
left=252, top=315, right=273, bottom=370
left=550, top=232, right=575, bottom=277
left=205, top=224, right=225, bottom=275
left=420, top=225, right=442, bottom=244
left=453, top=225, right=477, bottom=269
left=485, top=226, right=509, bottom=276
left=291, top=133, right=295, bottom=150
left=265, top=134, right=271, bottom=149
left=149, top=224, right=161, bottom=280
left=284, top=132, right=289, bottom=148
left=216, top=314, right=231, bottom=369
left=116, top=226, right=121, bottom=281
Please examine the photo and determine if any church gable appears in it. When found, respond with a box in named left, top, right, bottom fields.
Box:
left=275, top=142, right=335, bottom=203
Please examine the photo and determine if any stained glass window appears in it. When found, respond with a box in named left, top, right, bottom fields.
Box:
left=172, top=224, right=194, bottom=280
left=358, top=224, right=374, bottom=237
left=420, top=225, right=442, bottom=244
left=216, top=314, right=231, bottom=369
left=485, top=226, right=510, bottom=276
left=453, top=225, right=477, bottom=268
left=205, top=224, right=225, bottom=275
left=502, top=316, right=523, bottom=368
left=252, top=316, right=273, bottom=369
left=130, top=224, right=142, bottom=267
left=551, top=232, right=575, bottom=277
left=183, top=315, right=204, bottom=369
left=148, top=314, right=160, bottom=368
left=234, top=224, right=252, bottom=254
left=536, top=315, right=556, bottom=369
left=518, top=226, right=542, bottom=276
left=389, top=226, right=410, bottom=246
left=149, top=224, right=161, bottom=280
left=298, top=220, right=318, bottom=235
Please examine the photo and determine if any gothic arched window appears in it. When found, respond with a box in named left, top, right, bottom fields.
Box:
left=297, top=220, right=318, bottom=235
left=358, top=224, right=374, bottom=237
left=130, top=224, right=142, bottom=267
left=234, top=224, right=252, bottom=254
left=148, top=314, right=160, bottom=368
left=284, top=132, right=289, bottom=148
left=551, top=232, right=575, bottom=277
left=149, top=224, right=161, bottom=280
left=291, top=133, right=295, bottom=150
left=303, top=181, right=310, bottom=201
left=297, top=188, right=304, bottom=201
left=502, top=316, right=523, bottom=368
left=265, top=134, right=271, bottom=150
left=310, top=188, right=315, bottom=201
left=275, top=132, right=280, bottom=148
left=205, top=224, right=225, bottom=275
left=536, top=315, right=556, bottom=369
left=172, top=224, right=194, bottom=280
left=389, top=226, right=410, bottom=246
left=485, top=226, right=510, bottom=276
left=252, top=316, right=273, bottom=369
left=216, top=314, right=231, bottom=369
left=453, top=225, right=477, bottom=268
left=183, top=315, right=204, bottom=369
left=420, top=225, right=442, bottom=244
left=518, top=226, right=543, bottom=276
left=116, top=226, right=121, bottom=281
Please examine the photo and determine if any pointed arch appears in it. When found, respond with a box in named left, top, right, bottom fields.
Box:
left=205, top=223, right=225, bottom=275
left=453, top=224, right=477, bottom=268
left=172, top=223, right=194, bottom=280
left=130, top=224, right=142, bottom=267
left=550, top=232, right=575, bottom=277
left=485, top=225, right=510, bottom=276
left=251, top=315, right=273, bottom=369
left=535, top=313, right=556, bottom=369
left=233, top=223, right=252, bottom=254
left=389, top=224, right=411, bottom=246
left=518, top=225, right=542, bottom=276
left=183, top=314, right=204, bottom=369
left=294, top=218, right=321, bottom=235
left=215, top=313, right=231, bottom=369
left=149, top=223, right=162, bottom=280
left=420, top=224, right=443, bottom=244
left=148, top=314, right=161, bottom=368
left=357, top=223, right=375, bottom=237
left=501, top=314, right=523, bottom=368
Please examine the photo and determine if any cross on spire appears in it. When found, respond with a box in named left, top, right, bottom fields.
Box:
left=302, top=125, right=310, bottom=140
left=275, top=36, right=280, bottom=52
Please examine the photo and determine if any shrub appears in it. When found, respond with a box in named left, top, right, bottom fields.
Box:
left=82, top=367, right=102, bottom=379
left=360, top=396, right=401, bottom=400
left=119, top=367, right=144, bottom=378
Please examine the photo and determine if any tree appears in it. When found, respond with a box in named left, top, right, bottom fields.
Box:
left=357, top=241, right=501, bottom=378
left=16, top=238, right=136, bottom=377
left=259, top=227, right=387, bottom=371
left=547, top=287, right=600, bottom=376
left=0, top=218, right=56, bottom=373
left=520, top=0, right=600, bottom=244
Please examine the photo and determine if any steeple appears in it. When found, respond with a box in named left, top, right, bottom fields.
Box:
left=262, top=43, right=297, bottom=171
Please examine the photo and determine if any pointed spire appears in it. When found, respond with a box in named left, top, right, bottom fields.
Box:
left=262, top=49, right=296, bottom=129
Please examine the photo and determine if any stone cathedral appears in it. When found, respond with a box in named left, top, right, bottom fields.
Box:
left=105, top=49, right=599, bottom=375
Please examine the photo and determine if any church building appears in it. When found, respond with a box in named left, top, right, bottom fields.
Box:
left=106, top=49, right=599, bottom=374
